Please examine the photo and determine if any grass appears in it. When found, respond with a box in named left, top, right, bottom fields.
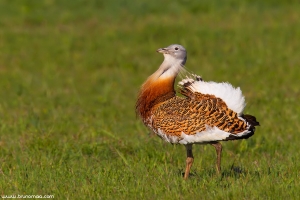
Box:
left=0, top=0, right=300, bottom=199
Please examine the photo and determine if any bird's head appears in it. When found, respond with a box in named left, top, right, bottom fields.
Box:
left=157, top=44, right=187, bottom=66
left=155, top=44, right=187, bottom=79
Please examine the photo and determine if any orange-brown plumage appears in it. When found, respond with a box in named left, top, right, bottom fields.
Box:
left=136, top=44, right=259, bottom=179
left=136, top=76, right=175, bottom=123
left=151, top=95, right=249, bottom=138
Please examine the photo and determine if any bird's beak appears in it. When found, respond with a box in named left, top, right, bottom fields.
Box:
left=156, top=48, right=169, bottom=54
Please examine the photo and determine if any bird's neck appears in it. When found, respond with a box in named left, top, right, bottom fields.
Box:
left=136, top=66, right=177, bottom=122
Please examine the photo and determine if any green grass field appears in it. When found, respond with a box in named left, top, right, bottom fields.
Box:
left=0, top=0, right=300, bottom=199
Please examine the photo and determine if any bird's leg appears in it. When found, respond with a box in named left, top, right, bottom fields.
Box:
left=184, top=144, right=194, bottom=179
left=211, top=142, right=222, bottom=174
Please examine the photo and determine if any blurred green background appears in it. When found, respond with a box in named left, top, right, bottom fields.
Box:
left=0, top=0, right=299, bottom=199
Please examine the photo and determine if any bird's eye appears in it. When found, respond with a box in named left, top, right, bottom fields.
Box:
left=175, top=47, right=179, bottom=50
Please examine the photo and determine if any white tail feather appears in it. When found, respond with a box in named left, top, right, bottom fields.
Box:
left=179, top=76, right=246, bottom=116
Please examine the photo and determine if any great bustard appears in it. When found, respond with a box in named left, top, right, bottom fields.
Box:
left=136, top=44, right=259, bottom=179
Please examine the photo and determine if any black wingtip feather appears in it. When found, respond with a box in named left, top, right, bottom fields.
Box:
left=242, top=114, right=260, bottom=126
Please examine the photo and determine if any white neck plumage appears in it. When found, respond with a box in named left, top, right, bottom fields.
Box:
left=153, top=55, right=185, bottom=81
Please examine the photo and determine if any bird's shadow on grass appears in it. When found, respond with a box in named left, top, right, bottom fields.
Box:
left=179, top=165, right=247, bottom=180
